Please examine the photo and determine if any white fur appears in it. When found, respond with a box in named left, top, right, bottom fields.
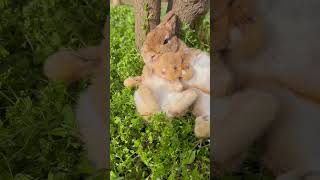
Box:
left=143, top=76, right=184, bottom=108
left=185, top=52, right=210, bottom=92
left=258, top=86, right=320, bottom=176
left=76, top=86, right=108, bottom=169
left=222, top=1, right=320, bottom=177
left=184, top=51, right=211, bottom=138
left=133, top=51, right=210, bottom=136
left=231, top=0, right=320, bottom=100
left=192, top=91, right=210, bottom=117
left=134, top=74, right=197, bottom=117
left=183, top=51, right=210, bottom=117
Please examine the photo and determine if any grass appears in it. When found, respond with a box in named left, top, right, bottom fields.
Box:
left=109, top=5, right=275, bottom=180
left=0, top=0, right=273, bottom=179
left=110, top=6, right=210, bottom=180
left=0, top=0, right=107, bottom=179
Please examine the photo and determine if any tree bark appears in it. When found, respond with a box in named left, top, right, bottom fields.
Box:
left=134, top=0, right=161, bottom=50
left=166, top=0, right=173, bottom=13
left=111, top=0, right=135, bottom=6
left=171, top=0, right=209, bottom=30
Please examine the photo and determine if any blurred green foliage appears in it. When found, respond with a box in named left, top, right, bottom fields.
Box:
left=0, top=0, right=107, bottom=179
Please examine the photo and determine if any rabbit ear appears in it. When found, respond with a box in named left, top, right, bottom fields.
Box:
left=165, top=15, right=177, bottom=31
left=162, top=11, right=177, bottom=32
left=163, top=10, right=175, bottom=22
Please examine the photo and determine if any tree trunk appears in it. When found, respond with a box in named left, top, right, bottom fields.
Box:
left=171, top=0, right=209, bottom=30
left=134, top=0, right=161, bottom=50
left=166, top=0, right=173, bottom=13
left=111, top=0, right=135, bottom=6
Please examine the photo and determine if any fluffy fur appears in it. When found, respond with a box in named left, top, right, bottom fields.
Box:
left=44, top=47, right=101, bottom=81
left=181, top=50, right=211, bottom=138
left=141, top=6, right=320, bottom=179
left=130, top=14, right=213, bottom=137
left=43, top=24, right=108, bottom=170
left=141, top=11, right=180, bottom=64
left=211, top=57, right=320, bottom=180
left=245, top=82, right=320, bottom=180
left=214, top=0, right=320, bottom=179
left=212, top=56, right=235, bottom=97
left=124, top=51, right=199, bottom=118
left=214, top=0, right=266, bottom=58
left=224, top=0, right=320, bottom=101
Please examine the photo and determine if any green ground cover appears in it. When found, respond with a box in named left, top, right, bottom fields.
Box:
left=110, top=5, right=210, bottom=180
left=0, top=0, right=107, bottom=179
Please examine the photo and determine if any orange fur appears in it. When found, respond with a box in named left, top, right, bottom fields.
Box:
left=214, top=0, right=265, bottom=58
left=141, top=11, right=180, bottom=64
left=150, top=52, right=183, bottom=81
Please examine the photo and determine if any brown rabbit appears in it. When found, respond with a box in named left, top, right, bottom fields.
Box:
left=141, top=11, right=180, bottom=64
left=43, top=23, right=108, bottom=170
left=209, top=56, right=320, bottom=180
left=138, top=10, right=320, bottom=180
left=218, top=0, right=320, bottom=102
left=216, top=1, right=320, bottom=177
left=138, top=28, right=278, bottom=165
left=44, top=46, right=101, bottom=81
left=214, top=0, right=266, bottom=59
left=124, top=50, right=199, bottom=118
left=135, top=12, right=212, bottom=138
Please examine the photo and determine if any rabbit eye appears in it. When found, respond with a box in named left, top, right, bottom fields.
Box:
left=163, top=38, right=169, bottom=45
left=173, top=65, right=178, bottom=70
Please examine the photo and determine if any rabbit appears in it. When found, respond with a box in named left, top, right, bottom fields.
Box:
left=214, top=0, right=266, bottom=58
left=43, top=23, right=108, bottom=170
left=246, top=82, right=320, bottom=180
left=44, top=46, right=101, bottom=81
left=136, top=12, right=243, bottom=141
left=210, top=56, right=320, bottom=180
left=136, top=11, right=213, bottom=138
left=214, top=0, right=320, bottom=177
left=141, top=11, right=180, bottom=65
left=218, top=0, right=320, bottom=102
left=124, top=50, right=199, bottom=118
left=141, top=10, right=320, bottom=180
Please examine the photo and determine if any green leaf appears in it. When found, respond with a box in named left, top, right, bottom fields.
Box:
left=14, top=174, right=33, bottom=180
left=48, top=171, right=54, bottom=180
left=187, top=150, right=196, bottom=164
left=110, top=171, right=124, bottom=180
left=49, top=128, right=67, bottom=137
left=62, top=105, right=74, bottom=123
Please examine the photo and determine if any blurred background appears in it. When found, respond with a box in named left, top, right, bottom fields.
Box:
left=0, top=0, right=107, bottom=179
